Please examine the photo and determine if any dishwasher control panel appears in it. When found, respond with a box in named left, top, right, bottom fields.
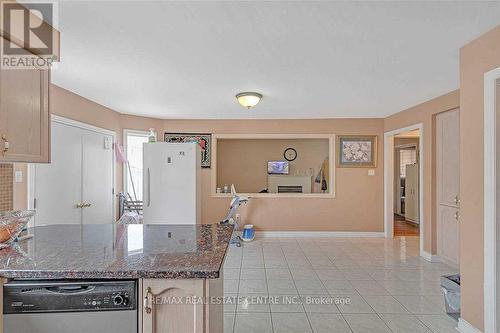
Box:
left=3, top=280, right=137, bottom=314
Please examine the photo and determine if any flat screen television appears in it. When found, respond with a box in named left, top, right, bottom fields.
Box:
left=267, top=161, right=289, bottom=175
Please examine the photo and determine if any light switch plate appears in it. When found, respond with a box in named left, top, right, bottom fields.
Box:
left=104, top=137, right=111, bottom=150
left=14, top=170, right=23, bottom=183
left=368, top=169, right=375, bottom=176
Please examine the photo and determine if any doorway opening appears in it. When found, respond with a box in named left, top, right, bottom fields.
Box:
left=393, top=130, right=420, bottom=237
left=384, top=123, right=424, bottom=255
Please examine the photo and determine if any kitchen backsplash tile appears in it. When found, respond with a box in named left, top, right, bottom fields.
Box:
left=0, top=164, right=13, bottom=211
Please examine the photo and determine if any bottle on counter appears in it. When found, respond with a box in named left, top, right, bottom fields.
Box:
left=148, top=128, right=156, bottom=143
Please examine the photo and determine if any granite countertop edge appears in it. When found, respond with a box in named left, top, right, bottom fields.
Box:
left=0, top=223, right=233, bottom=280
left=0, top=269, right=221, bottom=280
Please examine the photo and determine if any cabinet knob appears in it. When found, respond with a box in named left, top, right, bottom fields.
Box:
left=1, top=135, right=9, bottom=156
left=454, top=211, right=460, bottom=222
left=453, top=195, right=460, bottom=205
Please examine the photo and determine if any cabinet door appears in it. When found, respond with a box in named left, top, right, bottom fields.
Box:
left=0, top=46, right=50, bottom=163
left=436, top=109, right=460, bottom=265
left=436, top=109, right=460, bottom=207
left=437, top=205, right=460, bottom=264
left=142, top=279, right=204, bottom=333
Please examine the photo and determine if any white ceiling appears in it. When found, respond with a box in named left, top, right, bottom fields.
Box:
left=52, top=1, right=500, bottom=119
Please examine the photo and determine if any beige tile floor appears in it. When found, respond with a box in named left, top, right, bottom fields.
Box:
left=222, top=236, right=459, bottom=333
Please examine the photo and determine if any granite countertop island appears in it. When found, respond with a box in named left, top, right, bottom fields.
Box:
left=0, top=223, right=233, bottom=280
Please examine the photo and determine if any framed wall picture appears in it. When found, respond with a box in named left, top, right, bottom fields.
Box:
left=164, top=133, right=212, bottom=168
left=337, top=135, right=378, bottom=168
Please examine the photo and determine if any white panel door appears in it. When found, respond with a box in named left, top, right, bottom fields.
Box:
left=405, top=164, right=419, bottom=223
left=82, top=130, right=114, bottom=224
left=33, top=120, right=114, bottom=226
left=436, top=109, right=460, bottom=265
left=33, top=121, right=82, bottom=225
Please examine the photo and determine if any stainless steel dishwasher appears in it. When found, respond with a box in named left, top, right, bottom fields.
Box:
left=3, top=280, right=137, bottom=333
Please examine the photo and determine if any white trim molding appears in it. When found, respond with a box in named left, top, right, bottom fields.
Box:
left=457, top=318, right=483, bottom=333
left=383, top=123, right=424, bottom=257
left=52, top=114, right=116, bottom=136
left=420, top=251, right=441, bottom=263
left=122, top=129, right=154, bottom=199
left=255, top=231, right=385, bottom=238
left=484, top=67, right=500, bottom=333
left=211, top=133, right=336, bottom=198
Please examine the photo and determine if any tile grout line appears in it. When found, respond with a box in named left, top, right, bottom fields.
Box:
left=314, top=239, right=356, bottom=333
left=318, top=238, right=396, bottom=333
left=232, top=244, right=244, bottom=333
left=295, top=239, right=329, bottom=333
left=279, top=238, right=312, bottom=331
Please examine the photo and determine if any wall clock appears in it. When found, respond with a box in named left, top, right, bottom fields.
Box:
left=284, top=147, right=297, bottom=161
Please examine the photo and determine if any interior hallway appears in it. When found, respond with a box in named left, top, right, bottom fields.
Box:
left=394, top=214, right=420, bottom=237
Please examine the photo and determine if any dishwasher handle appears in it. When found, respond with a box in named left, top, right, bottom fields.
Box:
left=44, top=285, right=96, bottom=295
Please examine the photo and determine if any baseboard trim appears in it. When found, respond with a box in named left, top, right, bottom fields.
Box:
left=420, top=252, right=460, bottom=269
left=255, top=231, right=385, bottom=238
left=457, top=318, right=482, bottom=333
left=420, top=251, right=441, bottom=262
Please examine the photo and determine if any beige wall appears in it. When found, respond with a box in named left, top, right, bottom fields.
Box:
left=50, top=85, right=164, bottom=198
left=164, top=119, right=384, bottom=231
left=12, top=163, right=27, bottom=210
left=217, top=138, right=329, bottom=193
left=14, top=87, right=385, bottom=233
left=384, top=90, right=459, bottom=254
left=459, top=25, right=500, bottom=331
left=13, top=84, right=164, bottom=210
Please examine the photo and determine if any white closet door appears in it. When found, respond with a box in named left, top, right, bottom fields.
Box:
left=33, top=121, right=82, bottom=225
left=436, top=108, right=460, bottom=265
left=405, top=164, right=419, bottom=223
left=81, top=130, right=114, bottom=224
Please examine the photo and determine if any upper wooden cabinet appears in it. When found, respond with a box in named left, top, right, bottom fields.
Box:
left=0, top=38, right=50, bottom=163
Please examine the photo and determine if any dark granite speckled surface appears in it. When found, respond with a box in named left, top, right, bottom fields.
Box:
left=0, top=223, right=233, bottom=279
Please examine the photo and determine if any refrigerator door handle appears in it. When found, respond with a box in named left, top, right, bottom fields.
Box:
left=147, top=168, right=151, bottom=207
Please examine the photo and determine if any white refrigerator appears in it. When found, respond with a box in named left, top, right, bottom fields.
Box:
left=143, top=142, right=201, bottom=224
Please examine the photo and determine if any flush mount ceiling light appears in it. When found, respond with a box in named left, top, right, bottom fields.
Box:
left=235, top=92, right=263, bottom=109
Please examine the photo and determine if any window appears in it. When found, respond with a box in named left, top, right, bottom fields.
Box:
left=124, top=130, right=153, bottom=201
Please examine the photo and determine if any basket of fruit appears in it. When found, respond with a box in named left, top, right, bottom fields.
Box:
left=0, top=210, right=35, bottom=249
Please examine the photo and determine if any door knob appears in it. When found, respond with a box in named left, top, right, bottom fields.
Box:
left=453, top=195, right=460, bottom=205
